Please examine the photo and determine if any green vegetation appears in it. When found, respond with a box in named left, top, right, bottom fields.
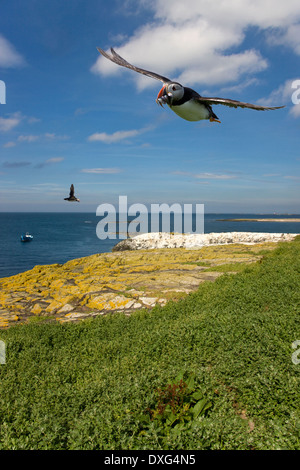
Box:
left=202, top=262, right=250, bottom=273
left=0, top=237, right=299, bottom=449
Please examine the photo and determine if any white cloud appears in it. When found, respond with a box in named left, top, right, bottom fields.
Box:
left=195, top=172, right=237, bottom=180
left=88, top=129, right=140, bottom=143
left=44, top=133, right=69, bottom=141
left=172, top=170, right=237, bottom=180
left=35, top=157, right=65, bottom=169
left=0, top=112, right=23, bottom=132
left=88, top=126, right=151, bottom=143
left=0, top=35, right=25, bottom=67
left=92, top=0, right=300, bottom=90
left=27, top=116, right=41, bottom=124
left=17, top=135, right=39, bottom=143
left=150, top=0, right=300, bottom=28
left=0, top=112, right=41, bottom=135
left=5, top=132, right=70, bottom=146
left=290, top=104, right=300, bottom=118
left=257, top=78, right=300, bottom=117
left=267, top=24, right=300, bottom=55
left=3, top=141, right=16, bottom=148
left=284, top=175, right=300, bottom=180
left=218, top=78, right=261, bottom=95
left=45, top=157, right=64, bottom=164
left=81, top=168, right=122, bottom=174
left=176, top=50, right=267, bottom=87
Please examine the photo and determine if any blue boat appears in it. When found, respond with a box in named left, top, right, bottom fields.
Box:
left=20, top=232, right=33, bottom=242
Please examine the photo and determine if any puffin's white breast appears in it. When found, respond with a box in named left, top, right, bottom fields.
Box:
left=169, top=100, right=210, bottom=122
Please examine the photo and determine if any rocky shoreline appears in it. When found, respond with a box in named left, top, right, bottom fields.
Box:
left=113, top=231, right=297, bottom=251
left=0, top=232, right=297, bottom=328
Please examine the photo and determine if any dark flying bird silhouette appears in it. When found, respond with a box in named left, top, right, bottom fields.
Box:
left=97, top=47, right=284, bottom=123
left=64, top=184, right=80, bottom=202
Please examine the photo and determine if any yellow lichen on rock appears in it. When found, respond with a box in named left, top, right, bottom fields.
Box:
left=46, top=299, right=64, bottom=313
left=0, top=241, right=280, bottom=327
left=31, top=303, right=43, bottom=315
left=0, top=318, right=9, bottom=328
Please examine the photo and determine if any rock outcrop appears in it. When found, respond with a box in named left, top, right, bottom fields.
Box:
left=113, top=231, right=297, bottom=251
left=0, top=233, right=297, bottom=328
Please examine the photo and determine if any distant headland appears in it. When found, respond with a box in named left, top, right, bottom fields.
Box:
left=217, top=218, right=300, bottom=222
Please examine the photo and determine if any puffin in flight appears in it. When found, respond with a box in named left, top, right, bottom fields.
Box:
left=97, top=47, right=284, bottom=123
left=64, top=184, right=80, bottom=202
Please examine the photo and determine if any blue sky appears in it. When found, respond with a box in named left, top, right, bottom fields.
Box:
left=0, top=0, right=299, bottom=213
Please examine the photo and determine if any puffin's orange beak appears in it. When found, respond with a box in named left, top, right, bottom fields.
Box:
left=157, top=85, right=166, bottom=100
left=156, top=85, right=166, bottom=107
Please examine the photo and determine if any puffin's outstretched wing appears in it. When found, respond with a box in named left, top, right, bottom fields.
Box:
left=195, top=96, right=284, bottom=111
left=69, top=184, right=75, bottom=197
left=97, top=48, right=285, bottom=116
left=97, top=47, right=171, bottom=84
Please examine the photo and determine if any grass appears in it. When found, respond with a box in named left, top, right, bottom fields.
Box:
left=0, top=237, right=299, bottom=449
left=202, top=262, right=251, bottom=273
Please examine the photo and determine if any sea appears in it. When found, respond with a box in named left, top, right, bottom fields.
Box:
left=0, top=212, right=299, bottom=279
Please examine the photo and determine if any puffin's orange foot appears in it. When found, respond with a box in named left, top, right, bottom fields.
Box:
left=210, top=117, right=221, bottom=123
